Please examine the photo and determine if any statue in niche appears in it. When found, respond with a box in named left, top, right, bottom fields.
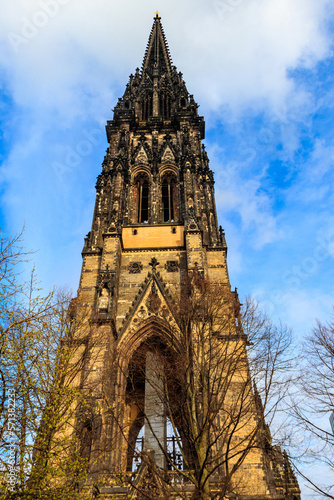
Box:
left=110, top=200, right=119, bottom=223
left=113, top=200, right=119, bottom=214
left=98, top=287, right=109, bottom=311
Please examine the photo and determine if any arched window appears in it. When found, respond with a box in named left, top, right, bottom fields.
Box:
left=141, top=92, right=153, bottom=120
left=159, top=91, right=171, bottom=119
left=162, top=175, right=177, bottom=222
left=134, top=174, right=149, bottom=223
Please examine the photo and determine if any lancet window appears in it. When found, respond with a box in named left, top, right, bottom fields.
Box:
left=134, top=173, right=150, bottom=223
left=141, top=92, right=153, bottom=120
left=125, top=340, right=186, bottom=473
left=159, top=91, right=171, bottom=119
left=161, top=173, right=177, bottom=222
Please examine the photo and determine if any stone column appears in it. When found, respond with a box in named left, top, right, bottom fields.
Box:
left=144, top=351, right=166, bottom=469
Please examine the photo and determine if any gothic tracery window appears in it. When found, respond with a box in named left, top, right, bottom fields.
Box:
left=161, top=174, right=177, bottom=222
left=134, top=173, right=150, bottom=223
left=141, top=92, right=153, bottom=120
left=159, top=91, right=171, bottom=119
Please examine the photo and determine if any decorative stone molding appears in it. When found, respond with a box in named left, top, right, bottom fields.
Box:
left=165, top=260, right=179, bottom=273
left=97, top=265, right=115, bottom=293
left=146, top=282, right=162, bottom=314
left=129, top=262, right=143, bottom=274
left=149, top=257, right=159, bottom=272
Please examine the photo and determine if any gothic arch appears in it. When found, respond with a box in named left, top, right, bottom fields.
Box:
left=201, top=212, right=209, bottom=246
left=159, top=89, right=172, bottom=119
left=158, top=166, right=178, bottom=223
left=132, top=171, right=151, bottom=223
left=116, top=316, right=181, bottom=422
left=131, top=164, right=151, bottom=180
left=117, top=318, right=185, bottom=472
left=159, top=163, right=177, bottom=177
left=118, top=317, right=179, bottom=371
left=180, top=95, right=188, bottom=108
left=140, top=90, right=153, bottom=120
left=113, top=171, right=122, bottom=197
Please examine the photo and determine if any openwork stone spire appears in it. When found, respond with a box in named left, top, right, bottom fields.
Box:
left=109, top=14, right=202, bottom=127
left=141, top=13, right=173, bottom=78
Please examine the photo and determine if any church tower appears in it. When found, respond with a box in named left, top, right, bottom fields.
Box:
left=74, top=14, right=300, bottom=499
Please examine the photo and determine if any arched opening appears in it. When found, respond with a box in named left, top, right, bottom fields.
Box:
left=141, top=92, right=153, bottom=120
left=161, top=174, right=177, bottom=222
left=134, top=173, right=150, bottom=223
left=159, top=91, right=171, bottom=119
left=125, top=336, right=188, bottom=473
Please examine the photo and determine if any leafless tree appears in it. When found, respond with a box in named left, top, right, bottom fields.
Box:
left=0, top=231, right=102, bottom=499
left=290, top=314, right=334, bottom=499
left=123, top=276, right=296, bottom=500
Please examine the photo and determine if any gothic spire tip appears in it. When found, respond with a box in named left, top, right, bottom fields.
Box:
left=141, top=12, right=172, bottom=76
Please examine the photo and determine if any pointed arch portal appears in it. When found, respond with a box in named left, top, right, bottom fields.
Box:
left=120, top=323, right=185, bottom=473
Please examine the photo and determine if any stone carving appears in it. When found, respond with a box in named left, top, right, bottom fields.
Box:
left=137, top=306, right=147, bottom=319
left=165, top=260, right=179, bottom=273
left=149, top=257, right=159, bottom=272
left=146, top=282, right=161, bottom=314
left=129, top=262, right=143, bottom=274
left=97, top=266, right=115, bottom=312
left=98, top=287, right=109, bottom=311
left=97, top=266, right=115, bottom=293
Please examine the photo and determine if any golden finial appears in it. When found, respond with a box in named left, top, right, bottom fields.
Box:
left=155, top=11, right=159, bottom=16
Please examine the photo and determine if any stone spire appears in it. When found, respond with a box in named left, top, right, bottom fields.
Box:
left=141, top=13, right=173, bottom=78
left=109, top=14, right=202, bottom=126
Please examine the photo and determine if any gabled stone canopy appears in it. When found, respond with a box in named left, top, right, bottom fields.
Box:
left=119, top=262, right=178, bottom=340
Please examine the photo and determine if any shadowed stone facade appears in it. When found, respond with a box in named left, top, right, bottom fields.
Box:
left=73, top=14, right=301, bottom=499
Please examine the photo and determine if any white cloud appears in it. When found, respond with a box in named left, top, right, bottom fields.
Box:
left=250, top=284, right=334, bottom=338
left=307, top=139, right=334, bottom=183
left=280, top=290, right=333, bottom=335
left=209, top=142, right=282, bottom=249
left=0, top=0, right=331, bottom=119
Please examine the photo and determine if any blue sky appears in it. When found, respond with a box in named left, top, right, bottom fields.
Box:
left=0, top=0, right=334, bottom=494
